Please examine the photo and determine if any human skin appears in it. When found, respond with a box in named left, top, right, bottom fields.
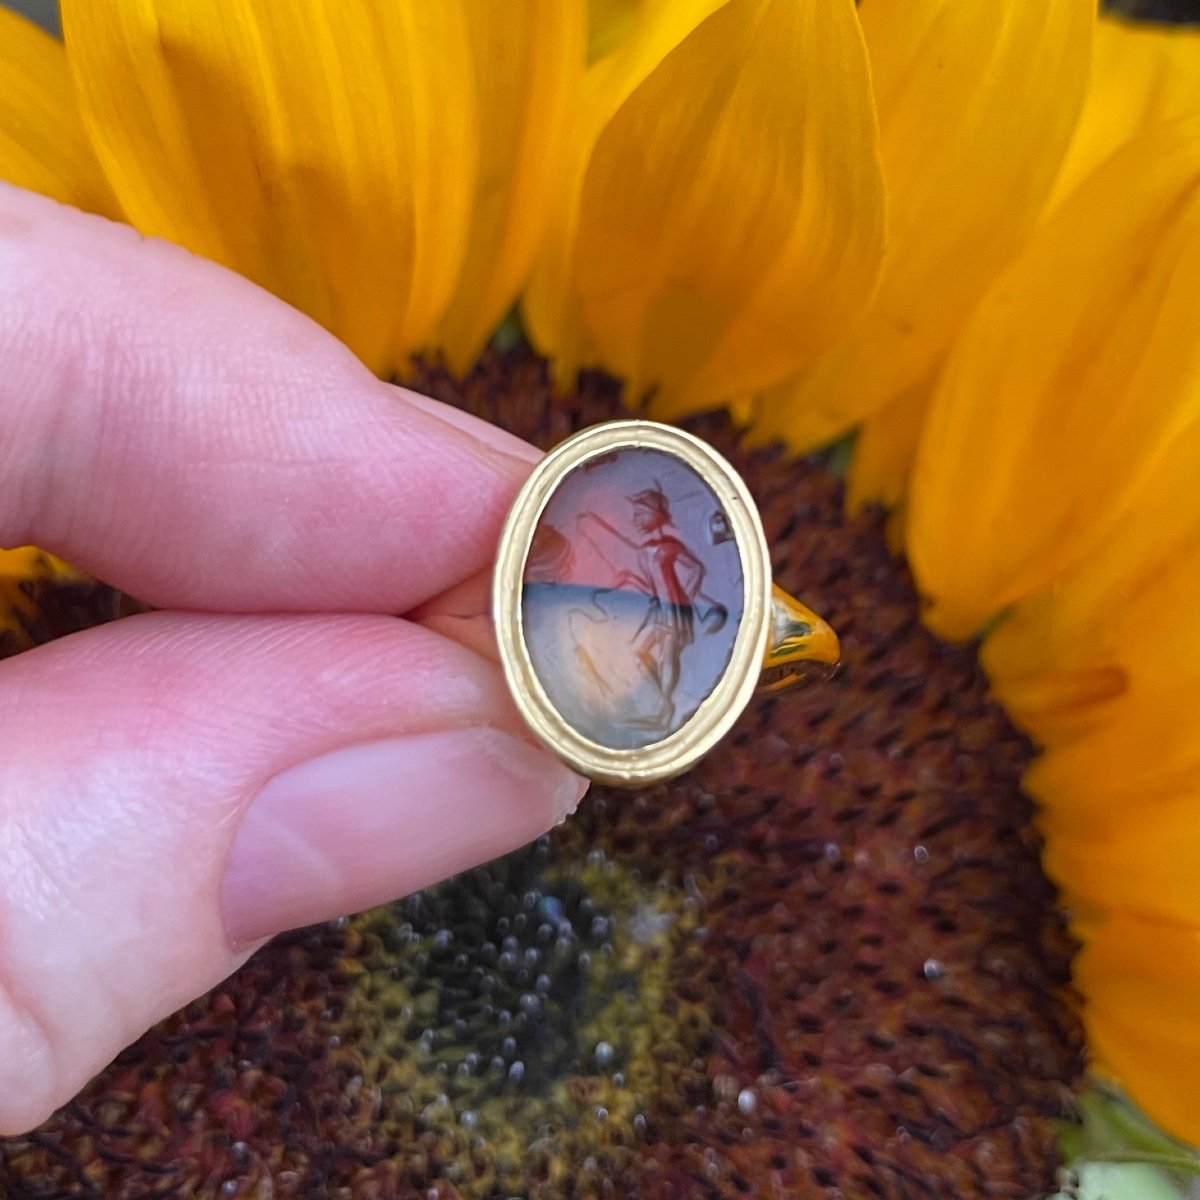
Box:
left=0, top=182, right=587, bottom=1135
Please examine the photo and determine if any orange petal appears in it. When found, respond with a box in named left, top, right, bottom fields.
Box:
left=984, top=418, right=1200, bottom=744
left=1041, top=776, right=1200, bottom=929
left=1075, top=911, right=1200, bottom=1146
left=753, top=0, right=1094, bottom=450
left=526, top=0, right=885, bottom=412
left=587, top=0, right=642, bottom=62
left=1018, top=682, right=1200, bottom=888
left=62, top=0, right=479, bottom=376
left=1051, top=13, right=1200, bottom=211
left=1012, top=523, right=1200, bottom=835
left=437, top=3, right=587, bottom=375
left=524, top=0, right=736, bottom=387
left=846, top=376, right=935, bottom=516
left=1027, top=694, right=1200, bottom=836
left=908, top=119, right=1200, bottom=641
left=0, top=5, right=117, bottom=215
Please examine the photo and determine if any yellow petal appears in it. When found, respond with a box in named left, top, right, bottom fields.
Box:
left=437, top=3, right=587, bottom=376
left=1012, top=525, right=1200, bottom=834
left=588, top=0, right=642, bottom=62
left=983, top=412, right=1200, bottom=745
left=1050, top=14, right=1200, bottom=211
left=1075, top=912, right=1200, bottom=1146
left=846, top=376, right=934, bottom=516
left=752, top=0, right=1094, bottom=450
left=1041, top=783, right=1200, bottom=930
left=0, top=6, right=117, bottom=215
left=526, top=0, right=885, bottom=413
left=984, top=663, right=1127, bottom=750
left=62, top=0, right=478, bottom=376
left=1, top=547, right=82, bottom=652
left=586, top=0, right=884, bottom=414
left=524, top=0, right=735, bottom=386
left=1000, top=534, right=1200, bottom=833
left=1026, top=680, right=1200, bottom=835
left=907, top=119, right=1200, bottom=641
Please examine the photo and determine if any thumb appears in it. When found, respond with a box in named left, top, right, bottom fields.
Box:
left=0, top=610, right=585, bottom=1135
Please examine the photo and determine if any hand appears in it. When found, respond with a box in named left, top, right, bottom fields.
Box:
left=0, top=183, right=587, bottom=1134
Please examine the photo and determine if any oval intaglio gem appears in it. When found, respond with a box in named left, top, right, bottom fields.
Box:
left=520, top=446, right=744, bottom=750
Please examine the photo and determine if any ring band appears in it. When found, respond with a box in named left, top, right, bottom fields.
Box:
left=493, top=420, right=839, bottom=786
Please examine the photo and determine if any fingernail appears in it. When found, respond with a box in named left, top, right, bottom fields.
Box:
left=402, top=391, right=542, bottom=464
left=220, top=728, right=587, bottom=948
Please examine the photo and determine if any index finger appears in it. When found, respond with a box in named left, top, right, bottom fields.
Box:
left=0, top=183, right=536, bottom=614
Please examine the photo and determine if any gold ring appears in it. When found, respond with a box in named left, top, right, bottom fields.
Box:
left=493, top=420, right=840, bottom=787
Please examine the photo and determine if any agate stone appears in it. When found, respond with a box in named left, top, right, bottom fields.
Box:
left=521, top=447, right=744, bottom=750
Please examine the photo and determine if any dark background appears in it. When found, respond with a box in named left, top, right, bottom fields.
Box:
left=6, top=0, right=57, bottom=34
left=1109, top=0, right=1200, bottom=15
left=1104, top=0, right=1200, bottom=15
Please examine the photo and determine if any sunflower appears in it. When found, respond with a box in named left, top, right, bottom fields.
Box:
left=2, top=0, right=1200, bottom=1188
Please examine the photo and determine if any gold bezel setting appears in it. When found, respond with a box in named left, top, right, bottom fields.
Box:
left=493, top=420, right=772, bottom=787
